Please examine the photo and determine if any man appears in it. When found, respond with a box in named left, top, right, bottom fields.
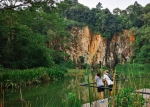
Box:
left=103, top=70, right=114, bottom=98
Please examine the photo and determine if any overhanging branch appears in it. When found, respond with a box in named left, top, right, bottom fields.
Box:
left=0, top=0, right=55, bottom=10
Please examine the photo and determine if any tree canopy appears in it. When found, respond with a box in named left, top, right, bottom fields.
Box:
left=0, top=0, right=150, bottom=69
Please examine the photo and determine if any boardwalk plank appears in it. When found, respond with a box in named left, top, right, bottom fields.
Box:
left=136, top=88, right=150, bottom=107
left=136, top=88, right=150, bottom=99
left=82, top=98, right=108, bottom=107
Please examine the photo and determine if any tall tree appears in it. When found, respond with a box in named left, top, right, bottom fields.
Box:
left=126, top=5, right=134, bottom=14
left=95, top=8, right=117, bottom=37
left=132, top=26, right=150, bottom=64
left=113, top=8, right=121, bottom=15
left=143, top=3, right=150, bottom=14
left=65, top=3, right=90, bottom=22
left=96, top=2, right=103, bottom=10
left=0, top=1, right=72, bottom=69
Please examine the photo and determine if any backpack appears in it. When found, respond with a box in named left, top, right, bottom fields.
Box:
left=106, top=74, right=113, bottom=81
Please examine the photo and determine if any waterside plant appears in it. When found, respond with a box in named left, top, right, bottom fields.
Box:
left=0, top=66, right=67, bottom=89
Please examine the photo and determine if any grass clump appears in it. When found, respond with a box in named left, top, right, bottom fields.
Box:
left=115, top=88, right=145, bottom=107
left=0, top=66, right=67, bottom=89
left=62, top=92, right=82, bottom=107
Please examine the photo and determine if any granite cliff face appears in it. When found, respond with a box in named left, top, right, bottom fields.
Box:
left=66, top=26, right=135, bottom=68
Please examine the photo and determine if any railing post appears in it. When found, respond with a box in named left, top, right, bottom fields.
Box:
left=86, top=64, right=92, bottom=107
left=112, top=71, right=117, bottom=107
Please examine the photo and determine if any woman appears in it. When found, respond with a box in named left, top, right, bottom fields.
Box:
left=103, top=70, right=114, bottom=98
left=95, top=73, right=105, bottom=103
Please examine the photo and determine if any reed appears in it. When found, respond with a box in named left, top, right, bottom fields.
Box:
left=113, top=63, right=150, bottom=107
left=86, top=64, right=92, bottom=107
left=0, top=67, right=67, bottom=89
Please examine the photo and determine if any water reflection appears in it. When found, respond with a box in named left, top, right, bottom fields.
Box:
left=2, top=72, right=150, bottom=107
left=3, top=75, right=90, bottom=107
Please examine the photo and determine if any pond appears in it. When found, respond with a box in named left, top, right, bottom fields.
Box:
left=3, top=75, right=89, bottom=107
left=2, top=72, right=150, bottom=107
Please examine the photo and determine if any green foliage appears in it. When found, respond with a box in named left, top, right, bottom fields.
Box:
left=96, top=2, right=103, bottom=10
left=62, top=92, right=81, bottom=107
left=63, top=1, right=149, bottom=40
left=0, top=0, right=150, bottom=74
left=116, top=63, right=150, bottom=76
left=8, top=23, right=53, bottom=69
left=0, top=3, right=75, bottom=69
left=87, top=8, right=120, bottom=38
left=65, top=3, right=90, bottom=22
left=60, top=59, right=75, bottom=69
left=0, top=67, right=67, bottom=88
left=50, top=50, right=74, bottom=69
left=143, top=3, right=150, bottom=14
left=132, top=26, right=150, bottom=64
left=0, top=0, right=55, bottom=10
left=126, top=5, right=134, bottom=14
left=47, top=65, right=67, bottom=81
left=64, top=19, right=86, bottom=30
left=115, top=88, right=145, bottom=107
left=113, top=8, right=121, bottom=15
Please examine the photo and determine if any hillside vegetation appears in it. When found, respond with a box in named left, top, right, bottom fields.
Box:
left=0, top=0, right=150, bottom=70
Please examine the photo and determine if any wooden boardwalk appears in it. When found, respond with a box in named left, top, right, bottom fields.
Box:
left=135, top=88, right=150, bottom=107
left=82, top=88, right=150, bottom=107
left=82, top=98, right=108, bottom=107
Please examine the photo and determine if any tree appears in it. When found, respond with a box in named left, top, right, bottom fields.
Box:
left=96, top=2, right=103, bottom=10
left=64, top=0, right=78, bottom=5
left=113, top=8, right=121, bottom=15
left=143, top=3, right=150, bottom=14
left=133, top=1, right=143, bottom=16
left=86, top=8, right=101, bottom=33
left=120, top=10, right=127, bottom=15
left=0, top=23, right=54, bottom=69
left=142, top=12, right=150, bottom=25
left=0, top=1, right=72, bottom=69
left=65, top=3, right=90, bottom=22
left=96, top=8, right=117, bottom=37
left=126, top=5, right=134, bottom=14
left=132, top=26, right=150, bottom=64
left=0, top=0, right=55, bottom=10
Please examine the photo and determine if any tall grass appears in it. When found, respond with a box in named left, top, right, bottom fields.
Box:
left=0, top=67, right=67, bottom=89
left=113, top=63, right=150, bottom=107
left=63, top=63, right=150, bottom=107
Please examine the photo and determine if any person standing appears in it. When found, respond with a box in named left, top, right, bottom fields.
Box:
left=103, top=70, right=114, bottom=98
left=95, top=73, right=105, bottom=103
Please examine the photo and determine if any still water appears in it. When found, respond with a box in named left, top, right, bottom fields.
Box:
left=3, top=75, right=92, bottom=107
left=3, top=72, right=150, bottom=107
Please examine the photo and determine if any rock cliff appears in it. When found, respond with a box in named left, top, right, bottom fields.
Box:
left=66, top=26, right=135, bottom=68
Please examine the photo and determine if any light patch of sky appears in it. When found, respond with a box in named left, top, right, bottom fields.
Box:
left=78, top=0, right=150, bottom=12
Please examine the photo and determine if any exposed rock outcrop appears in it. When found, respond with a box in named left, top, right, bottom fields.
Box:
left=66, top=26, right=135, bottom=68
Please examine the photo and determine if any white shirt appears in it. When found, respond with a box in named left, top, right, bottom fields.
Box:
left=103, top=73, right=114, bottom=85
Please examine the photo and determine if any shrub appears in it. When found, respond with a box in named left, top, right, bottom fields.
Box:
left=115, top=88, right=145, bottom=107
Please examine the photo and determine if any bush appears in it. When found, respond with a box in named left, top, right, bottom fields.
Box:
left=115, top=88, right=145, bottom=107
left=116, top=63, right=150, bottom=75
left=62, top=92, right=81, bottom=107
